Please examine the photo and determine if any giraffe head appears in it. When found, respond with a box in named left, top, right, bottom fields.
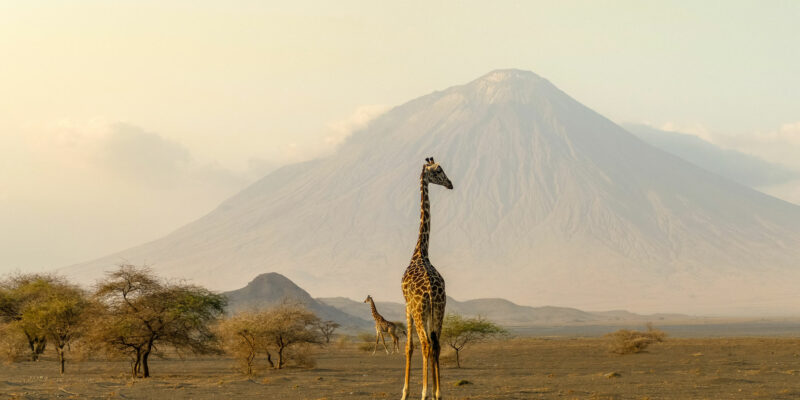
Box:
left=363, top=295, right=373, bottom=303
left=422, top=157, right=453, bottom=189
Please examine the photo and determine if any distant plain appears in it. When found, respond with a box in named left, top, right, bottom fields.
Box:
left=3, top=333, right=800, bottom=399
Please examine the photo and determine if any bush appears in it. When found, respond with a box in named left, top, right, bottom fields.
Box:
left=606, top=323, right=666, bottom=354
left=0, top=323, right=27, bottom=364
left=356, top=331, right=376, bottom=353
left=217, top=302, right=323, bottom=373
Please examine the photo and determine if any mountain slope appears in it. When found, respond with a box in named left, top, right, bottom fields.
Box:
left=62, top=69, right=800, bottom=315
left=623, top=123, right=799, bottom=188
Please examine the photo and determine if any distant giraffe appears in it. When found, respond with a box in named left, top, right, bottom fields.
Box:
left=401, top=157, right=452, bottom=400
left=364, top=295, right=403, bottom=355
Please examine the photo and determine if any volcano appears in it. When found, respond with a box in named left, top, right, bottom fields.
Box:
left=62, top=70, right=800, bottom=315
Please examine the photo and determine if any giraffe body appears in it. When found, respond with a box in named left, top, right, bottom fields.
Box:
left=401, top=157, right=452, bottom=400
left=364, top=295, right=404, bottom=354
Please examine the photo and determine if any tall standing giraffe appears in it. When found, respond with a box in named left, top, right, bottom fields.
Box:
left=364, top=295, right=403, bottom=355
left=401, top=157, right=452, bottom=400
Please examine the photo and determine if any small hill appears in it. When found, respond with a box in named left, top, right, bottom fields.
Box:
left=223, top=273, right=370, bottom=330
left=318, top=296, right=406, bottom=323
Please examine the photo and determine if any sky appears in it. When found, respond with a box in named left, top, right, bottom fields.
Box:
left=1, top=1, right=799, bottom=275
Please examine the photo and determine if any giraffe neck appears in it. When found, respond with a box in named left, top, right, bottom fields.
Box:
left=414, top=172, right=430, bottom=259
left=368, top=298, right=384, bottom=322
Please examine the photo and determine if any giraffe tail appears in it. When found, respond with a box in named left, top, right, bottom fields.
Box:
left=426, top=292, right=440, bottom=354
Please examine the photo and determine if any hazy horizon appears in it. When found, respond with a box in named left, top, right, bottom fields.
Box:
left=2, top=1, right=799, bottom=313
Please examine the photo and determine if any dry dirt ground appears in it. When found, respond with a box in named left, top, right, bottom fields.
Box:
left=2, top=337, right=800, bottom=399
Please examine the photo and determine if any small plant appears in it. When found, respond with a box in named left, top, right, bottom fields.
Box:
left=606, top=323, right=666, bottom=354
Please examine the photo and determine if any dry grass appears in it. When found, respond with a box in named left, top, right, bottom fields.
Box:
left=2, top=337, right=800, bottom=399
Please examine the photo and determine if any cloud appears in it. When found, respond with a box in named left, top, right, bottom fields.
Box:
left=324, top=104, right=390, bottom=146
left=277, top=104, right=390, bottom=164
left=98, top=123, right=193, bottom=187
left=2, top=119, right=275, bottom=275
left=24, top=120, right=257, bottom=190
left=658, top=122, right=713, bottom=142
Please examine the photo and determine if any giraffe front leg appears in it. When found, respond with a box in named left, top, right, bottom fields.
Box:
left=373, top=329, right=381, bottom=356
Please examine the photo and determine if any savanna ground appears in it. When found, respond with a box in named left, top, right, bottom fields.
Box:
left=3, top=336, right=800, bottom=399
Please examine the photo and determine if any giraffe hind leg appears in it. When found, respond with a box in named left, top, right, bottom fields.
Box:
left=380, top=331, right=390, bottom=354
left=391, top=331, right=400, bottom=354
left=431, top=331, right=442, bottom=400
left=414, top=315, right=432, bottom=400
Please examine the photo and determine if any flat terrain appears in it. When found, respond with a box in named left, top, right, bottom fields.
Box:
left=2, top=337, right=800, bottom=399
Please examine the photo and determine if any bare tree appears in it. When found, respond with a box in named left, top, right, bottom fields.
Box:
left=92, top=265, right=226, bottom=378
left=316, top=320, right=340, bottom=344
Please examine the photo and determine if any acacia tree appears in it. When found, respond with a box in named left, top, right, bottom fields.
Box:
left=315, top=320, right=340, bottom=344
left=92, top=265, right=226, bottom=378
left=263, top=303, right=323, bottom=369
left=217, top=312, right=272, bottom=374
left=0, top=274, right=66, bottom=361
left=19, top=281, right=89, bottom=374
left=441, top=313, right=506, bottom=368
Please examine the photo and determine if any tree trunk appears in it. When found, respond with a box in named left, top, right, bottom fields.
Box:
left=265, top=350, right=275, bottom=368
left=132, top=350, right=142, bottom=378
left=455, top=348, right=461, bottom=368
left=25, top=334, right=46, bottom=361
left=246, top=351, right=255, bottom=375
left=57, top=346, right=65, bottom=375
left=27, top=339, right=37, bottom=361
left=142, top=351, right=150, bottom=378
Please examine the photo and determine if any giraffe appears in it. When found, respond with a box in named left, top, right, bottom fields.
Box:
left=364, top=295, right=404, bottom=355
left=401, top=157, right=452, bottom=400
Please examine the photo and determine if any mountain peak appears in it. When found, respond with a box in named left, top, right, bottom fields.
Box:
left=452, top=68, right=558, bottom=105
left=477, top=69, right=543, bottom=83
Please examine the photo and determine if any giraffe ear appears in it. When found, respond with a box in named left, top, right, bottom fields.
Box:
left=430, top=157, right=435, bottom=163
left=425, top=157, right=430, bottom=163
